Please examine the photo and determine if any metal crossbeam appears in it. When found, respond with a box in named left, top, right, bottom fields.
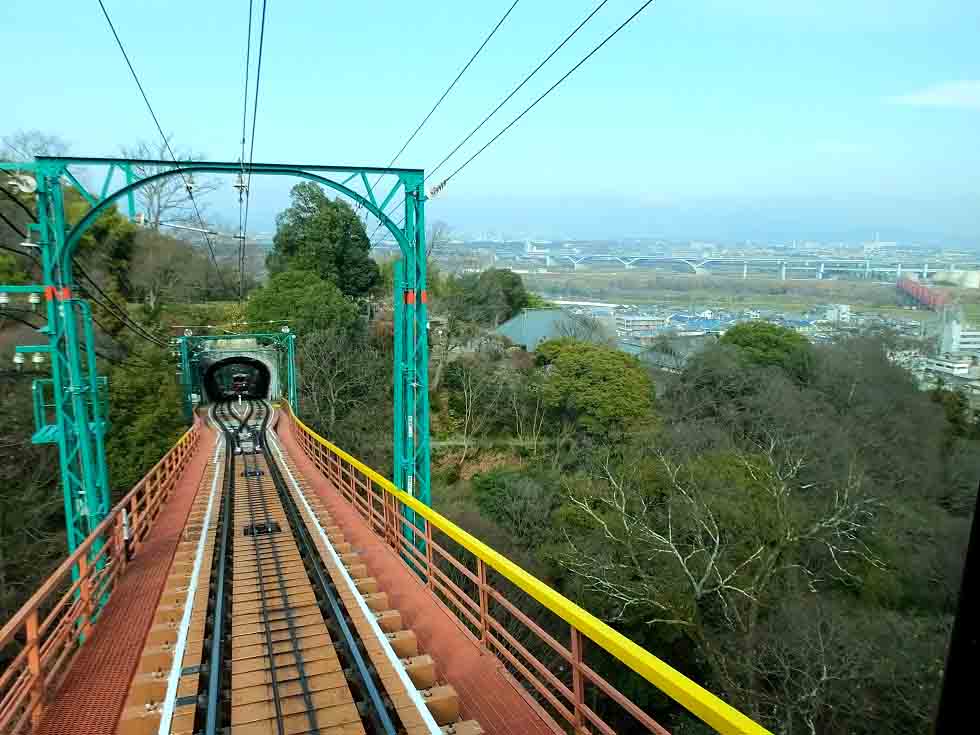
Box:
left=1, top=155, right=431, bottom=563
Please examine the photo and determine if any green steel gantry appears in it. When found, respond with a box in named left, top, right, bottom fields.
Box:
left=1, top=156, right=431, bottom=556
left=175, top=330, right=298, bottom=416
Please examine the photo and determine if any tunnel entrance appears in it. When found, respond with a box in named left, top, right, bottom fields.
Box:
left=202, top=356, right=271, bottom=401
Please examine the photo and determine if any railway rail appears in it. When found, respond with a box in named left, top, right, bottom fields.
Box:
left=117, top=399, right=465, bottom=735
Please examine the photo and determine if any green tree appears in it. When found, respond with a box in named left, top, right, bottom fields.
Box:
left=246, top=269, right=359, bottom=334
left=0, top=254, right=29, bottom=283
left=267, top=182, right=379, bottom=297
left=105, top=347, right=186, bottom=494
left=719, top=321, right=813, bottom=381
left=536, top=338, right=654, bottom=436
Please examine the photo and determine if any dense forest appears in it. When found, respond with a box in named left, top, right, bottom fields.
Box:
left=1, top=142, right=974, bottom=733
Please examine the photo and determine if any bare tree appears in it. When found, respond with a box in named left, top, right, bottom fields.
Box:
left=506, top=370, right=546, bottom=455
left=426, top=219, right=450, bottom=258
left=555, top=311, right=613, bottom=345
left=2, top=130, right=69, bottom=161
left=300, top=328, right=382, bottom=435
left=430, top=281, right=479, bottom=391
left=452, top=359, right=503, bottom=465
left=559, top=435, right=883, bottom=703
left=129, top=230, right=203, bottom=311
left=120, top=137, right=219, bottom=229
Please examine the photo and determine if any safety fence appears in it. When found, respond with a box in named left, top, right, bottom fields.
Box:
left=0, top=421, right=202, bottom=734
left=285, top=405, right=769, bottom=735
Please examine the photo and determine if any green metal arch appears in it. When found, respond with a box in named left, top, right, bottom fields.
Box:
left=64, top=163, right=412, bottom=258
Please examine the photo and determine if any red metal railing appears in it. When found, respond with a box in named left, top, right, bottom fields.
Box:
left=0, top=422, right=202, bottom=734
left=285, top=407, right=768, bottom=735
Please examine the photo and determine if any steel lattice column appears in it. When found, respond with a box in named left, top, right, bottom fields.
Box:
left=393, top=176, right=430, bottom=514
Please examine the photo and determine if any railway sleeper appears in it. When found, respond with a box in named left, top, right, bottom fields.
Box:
left=270, top=442, right=480, bottom=735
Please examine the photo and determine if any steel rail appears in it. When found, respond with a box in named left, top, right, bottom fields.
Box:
left=265, top=429, right=409, bottom=735
left=203, top=402, right=234, bottom=735
left=245, top=401, right=320, bottom=735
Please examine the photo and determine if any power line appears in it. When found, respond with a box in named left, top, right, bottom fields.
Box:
left=0, top=309, right=152, bottom=370
left=73, top=261, right=169, bottom=348
left=0, top=211, right=25, bottom=239
left=95, top=0, right=229, bottom=293
left=361, top=0, right=522, bottom=229
left=426, top=0, right=610, bottom=186
left=237, top=0, right=255, bottom=303
left=241, top=0, right=270, bottom=302
left=431, top=0, right=656, bottom=195
left=1, top=180, right=168, bottom=347
left=387, top=0, right=521, bottom=170
left=383, top=0, right=657, bottom=237
left=0, top=183, right=36, bottom=221
left=371, top=0, right=611, bottom=237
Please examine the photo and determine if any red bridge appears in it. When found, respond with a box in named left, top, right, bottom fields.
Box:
left=898, top=277, right=950, bottom=310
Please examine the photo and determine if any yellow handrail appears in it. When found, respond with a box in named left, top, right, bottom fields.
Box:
left=285, top=404, right=770, bottom=735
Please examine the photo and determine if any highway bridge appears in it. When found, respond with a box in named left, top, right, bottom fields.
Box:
left=491, top=252, right=980, bottom=281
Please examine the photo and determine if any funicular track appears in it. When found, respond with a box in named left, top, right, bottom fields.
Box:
left=206, top=399, right=403, bottom=735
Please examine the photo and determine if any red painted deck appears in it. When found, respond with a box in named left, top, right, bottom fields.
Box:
left=35, top=426, right=217, bottom=735
left=275, top=423, right=559, bottom=735
left=28, top=416, right=556, bottom=735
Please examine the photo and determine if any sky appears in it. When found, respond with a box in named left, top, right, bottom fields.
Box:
left=2, top=0, right=979, bottom=243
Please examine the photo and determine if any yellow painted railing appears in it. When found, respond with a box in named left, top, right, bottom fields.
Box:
left=285, top=404, right=770, bottom=735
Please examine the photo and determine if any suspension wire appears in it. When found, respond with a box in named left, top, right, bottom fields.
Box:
left=369, top=0, right=611, bottom=241
left=95, top=0, right=229, bottom=293
left=0, top=211, right=29, bottom=242
left=74, top=262, right=169, bottom=347
left=0, top=241, right=41, bottom=268
left=237, top=0, right=256, bottom=304
left=387, top=0, right=521, bottom=170
left=428, top=1, right=610, bottom=186
left=0, top=309, right=154, bottom=370
left=406, top=0, right=657, bottom=226
left=240, top=0, right=270, bottom=300
left=2, top=180, right=168, bottom=347
left=0, top=184, right=37, bottom=220
left=360, top=0, right=522, bottom=230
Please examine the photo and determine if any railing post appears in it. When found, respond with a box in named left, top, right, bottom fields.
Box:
left=77, top=555, right=93, bottom=639
left=26, top=609, right=43, bottom=727
left=424, top=519, right=434, bottom=590
left=115, top=510, right=128, bottom=573
left=477, top=559, right=490, bottom=647
left=571, top=627, right=586, bottom=733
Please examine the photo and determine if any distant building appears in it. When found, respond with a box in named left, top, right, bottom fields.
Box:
left=939, top=310, right=980, bottom=354
left=822, top=304, right=851, bottom=323
left=933, top=270, right=980, bottom=289
left=926, top=356, right=973, bottom=378
left=615, top=314, right=668, bottom=336
left=495, top=308, right=612, bottom=350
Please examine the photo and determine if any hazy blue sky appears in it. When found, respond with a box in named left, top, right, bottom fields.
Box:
left=3, top=0, right=979, bottom=242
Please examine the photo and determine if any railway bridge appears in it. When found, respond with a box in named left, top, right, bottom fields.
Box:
left=0, top=155, right=771, bottom=735
left=0, top=400, right=767, bottom=735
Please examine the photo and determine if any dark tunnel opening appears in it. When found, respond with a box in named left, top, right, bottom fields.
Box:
left=202, top=357, right=272, bottom=401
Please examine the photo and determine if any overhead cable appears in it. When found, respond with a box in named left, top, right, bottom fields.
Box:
left=431, top=0, right=656, bottom=193
left=241, top=0, right=271, bottom=301
left=362, top=0, right=522, bottom=227
left=237, top=0, right=255, bottom=303
left=2, top=181, right=168, bottom=348
left=384, top=0, right=657, bottom=236
left=95, top=0, right=229, bottom=293
left=371, top=0, right=612, bottom=236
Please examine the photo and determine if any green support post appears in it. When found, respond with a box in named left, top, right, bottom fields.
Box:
left=179, top=337, right=192, bottom=422
left=393, top=175, right=431, bottom=548
left=2, top=155, right=432, bottom=564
